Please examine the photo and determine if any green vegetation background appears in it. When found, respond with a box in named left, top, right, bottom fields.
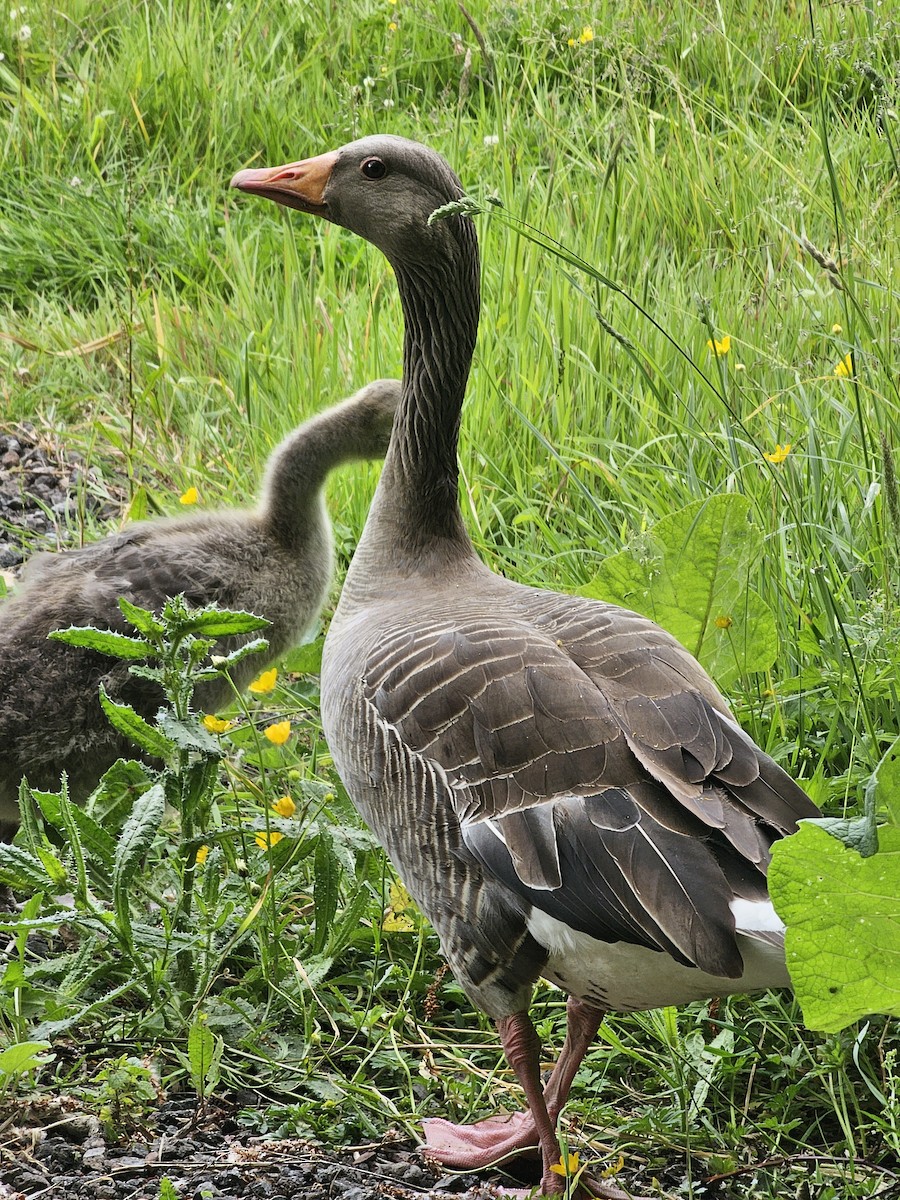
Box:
left=1, top=2, right=899, bottom=1196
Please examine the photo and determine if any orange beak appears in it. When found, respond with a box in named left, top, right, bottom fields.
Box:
left=230, top=150, right=339, bottom=215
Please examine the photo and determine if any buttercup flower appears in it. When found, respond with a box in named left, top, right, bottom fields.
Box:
left=550, top=1151, right=580, bottom=1177
left=272, top=794, right=296, bottom=818
left=264, top=720, right=291, bottom=745
left=202, top=714, right=233, bottom=734
left=195, top=845, right=209, bottom=865
left=834, top=352, right=853, bottom=378
left=255, top=831, right=284, bottom=849
left=715, top=615, right=733, bottom=629
left=832, top=323, right=842, bottom=334
left=706, top=334, right=731, bottom=357
left=249, top=667, right=278, bottom=694
left=179, top=486, right=199, bottom=505
left=764, top=443, right=792, bottom=464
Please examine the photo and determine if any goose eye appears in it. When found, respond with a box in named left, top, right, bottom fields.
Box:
left=360, top=157, right=387, bottom=180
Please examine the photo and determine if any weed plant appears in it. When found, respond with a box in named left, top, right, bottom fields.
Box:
left=1, top=1, right=899, bottom=1195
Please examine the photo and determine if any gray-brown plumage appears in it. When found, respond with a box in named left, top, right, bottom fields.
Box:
left=0, top=380, right=399, bottom=837
left=232, top=137, right=818, bottom=1199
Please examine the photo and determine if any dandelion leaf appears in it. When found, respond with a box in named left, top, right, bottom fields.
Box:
left=769, top=822, right=900, bottom=1031
left=580, top=493, right=776, bottom=686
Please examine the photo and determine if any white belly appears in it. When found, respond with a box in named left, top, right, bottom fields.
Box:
left=527, top=903, right=789, bottom=1012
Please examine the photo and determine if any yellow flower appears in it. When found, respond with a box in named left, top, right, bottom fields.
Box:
left=388, top=19, right=397, bottom=30
left=179, top=486, right=199, bottom=505
left=271, top=794, right=296, bottom=819
left=706, top=334, right=731, bottom=357
left=833, top=352, right=853, bottom=378
left=550, top=1151, right=580, bottom=1177
left=831, top=323, right=842, bottom=334
left=202, top=714, right=233, bottom=734
left=734, top=362, right=746, bottom=372
left=579, top=25, right=594, bottom=43
left=264, top=720, right=291, bottom=745
left=255, top=830, right=284, bottom=849
left=715, top=615, right=733, bottom=629
left=383, top=880, right=416, bottom=932
left=601, top=1154, right=625, bottom=1180
left=195, top=845, right=209, bottom=865
left=567, top=36, right=576, bottom=45
left=249, top=667, right=278, bottom=694
left=764, top=443, right=792, bottom=464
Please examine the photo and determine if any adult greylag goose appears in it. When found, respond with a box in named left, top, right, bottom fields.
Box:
left=0, top=380, right=400, bottom=837
left=232, top=137, right=818, bottom=1199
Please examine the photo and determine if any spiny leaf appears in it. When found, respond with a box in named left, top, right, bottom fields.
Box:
left=48, top=626, right=149, bottom=659
left=113, top=782, right=165, bottom=891
left=99, top=685, right=176, bottom=760
left=33, top=791, right=117, bottom=869
left=174, top=607, right=270, bottom=637
left=117, top=596, right=164, bottom=637
left=0, top=844, right=52, bottom=890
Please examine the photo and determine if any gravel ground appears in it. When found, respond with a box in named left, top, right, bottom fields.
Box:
left=0, top=1096, right=525, bottom=1200
left=0, top=423, right=126, bottom=575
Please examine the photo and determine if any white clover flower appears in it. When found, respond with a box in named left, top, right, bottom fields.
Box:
left=18, top=23, right=31, bottom=42
left=483, top=134, right=499, bottom=146
left=363, top=75, right=376, bottom=88
left=69, top=176, right=82, bottom=188
left=383, top=97, right=394, bottom=108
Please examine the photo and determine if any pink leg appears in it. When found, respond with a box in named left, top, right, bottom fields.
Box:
left=424, top=999, right=640, bottom=1196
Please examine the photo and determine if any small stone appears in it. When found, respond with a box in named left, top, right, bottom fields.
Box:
left=1, top=450, right=20, bottom=467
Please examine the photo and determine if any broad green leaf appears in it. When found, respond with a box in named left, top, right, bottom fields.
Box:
left=874, top=735, right=900, bottom=826
left=99, top=686, right=176, bottom=760
left=48, top=626, right=149, bottom=659
left=0, top=1041, right=53, bottom=1077
left=113, top=782, right=165, bottom=890
left=281, top=636, right=324, bottom=676
left=580, top=494, right=777, bottom=686
left=769, top=822, right=900, bottom=1031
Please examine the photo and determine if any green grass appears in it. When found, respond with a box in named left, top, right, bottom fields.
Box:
left=2, top=1, right=899, bottom=1196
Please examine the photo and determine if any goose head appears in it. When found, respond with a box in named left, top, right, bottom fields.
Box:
left=231, top=135, right=475, bottom=274
left=233, top=137, right=481, bottom=554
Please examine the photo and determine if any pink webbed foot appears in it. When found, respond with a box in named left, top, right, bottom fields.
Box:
left=422, top=1110, right=539, bottom=1168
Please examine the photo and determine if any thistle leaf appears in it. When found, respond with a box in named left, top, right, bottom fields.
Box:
left=99, top=686, right=176, bottom=760
left=48, top=626, right=149, bottom=659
